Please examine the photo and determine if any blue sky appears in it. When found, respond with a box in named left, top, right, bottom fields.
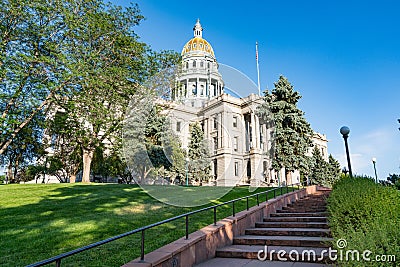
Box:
left=115, top=0, right=400, bottom=179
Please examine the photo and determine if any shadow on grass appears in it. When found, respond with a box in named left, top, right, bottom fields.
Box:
left=0, top=184, right=276, bottom=266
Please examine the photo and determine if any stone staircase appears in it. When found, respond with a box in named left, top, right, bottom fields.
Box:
left=196, top=189, right=333, bottom=267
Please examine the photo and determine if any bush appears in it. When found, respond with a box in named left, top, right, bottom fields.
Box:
left=327, top=176, right=400, bottom=266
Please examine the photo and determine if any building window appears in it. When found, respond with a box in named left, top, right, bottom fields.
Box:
left=200, top=61, right=204, bottom=67
left=192, top=84, right=197, bottom=95
left=193, top=60, right=196, bottom=68
left=207, top=62, right=210, bottom=69
left=176, top=121, right=181, bottom=132
left=193, top=43, right=196, bottom=48
left=233, top=137, right=238, bottom=152
left=213, top=137, right=218, bottom=154
left=234, top=162, right=239, bottom=176
left=233, top=116, right=238, bottom=127
left=213, top=116, right=218, bottom=129
left=186, top=62, right=189, bottom=69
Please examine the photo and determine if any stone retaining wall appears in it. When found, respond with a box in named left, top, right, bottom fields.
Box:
left=122, top=185, right=318, bottom=267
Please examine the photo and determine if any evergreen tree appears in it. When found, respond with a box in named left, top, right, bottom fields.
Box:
left=124, top=104, right=185, bottom=183
left=163, top=133, right=186, bottom=183
left=309, top=146, right=328, bottom=185
left=188, top=122, right=211, bottom=183
left=326, top=154, right=341, bottom=186
left=257, top=75, right=313, bottom=184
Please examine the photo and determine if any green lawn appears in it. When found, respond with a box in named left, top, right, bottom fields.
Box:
left=0, top=183, right=284, bottom=267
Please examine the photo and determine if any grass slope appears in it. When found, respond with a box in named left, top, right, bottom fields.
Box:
left=0, top=184, right=282, bottom=266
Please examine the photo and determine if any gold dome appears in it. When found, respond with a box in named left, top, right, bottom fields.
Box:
left=181, top=37, right=215, bottom=57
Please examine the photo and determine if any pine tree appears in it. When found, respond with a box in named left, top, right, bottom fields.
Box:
left=326, top=154, right=341, bottom=186
left=309, top=146, right=328, bottom=185
left=257, top=75, right=313, bottom=184
left=188, top=122, right=211, bottom=184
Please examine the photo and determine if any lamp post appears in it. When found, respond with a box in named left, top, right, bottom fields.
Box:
left=340, top=126, right=353, bottom=178
left=185, top=157, right=189, bottom=186
left=372, top=157, right=378, bottom=183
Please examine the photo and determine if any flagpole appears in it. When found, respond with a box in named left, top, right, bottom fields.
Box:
left=256, top=41, right=261, bottom=96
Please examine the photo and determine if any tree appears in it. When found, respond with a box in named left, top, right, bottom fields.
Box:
left=44, top=110, right=82, bottom=183
left=326, top=154, right=341, bottom=186
left=0, top=0, right=84, bottom=155
left=386, top=174, right=400, bottom=190
left=188, top=122, right=211, bottom=183
left=309, top=147, right=327, bottom=185
left=257, top=75, right=313, bottom=184
left=163, top=133, right=186, bottom=183
left=56, top=1, right=149, bottom=183
left=0, top=111, right=45, bottom=183
left=123, top=102, right=185, bottom=183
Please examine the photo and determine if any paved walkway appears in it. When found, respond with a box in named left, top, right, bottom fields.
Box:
left=195, top=189, right=333, bottom=267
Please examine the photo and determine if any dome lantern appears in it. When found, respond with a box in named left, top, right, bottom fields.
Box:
left=193, top=18, right=202, bottom=38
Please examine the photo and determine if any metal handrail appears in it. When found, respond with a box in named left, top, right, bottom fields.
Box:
left=27, top=183, right=301, bottom=267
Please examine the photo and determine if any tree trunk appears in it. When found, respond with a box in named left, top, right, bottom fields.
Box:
left=69, top=163, right=80, bottom=183
left=82, top=149, right=94, bottom=183
left=286, top=170, right=292, bottom=185
left=7, top=163, right=12, bottom=184
left=69, top=174, right=76, bottom=183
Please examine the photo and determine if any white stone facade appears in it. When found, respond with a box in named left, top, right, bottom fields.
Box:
left=164, top=20, right=328, bottom=187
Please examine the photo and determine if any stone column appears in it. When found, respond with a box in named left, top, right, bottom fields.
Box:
left=186, top=79, right=189, bottom=97
left=197, top=77, right=200, bottom=97
left=254, top=113, right=260, bottom=149
left=250, top=112, right=256, bottom=149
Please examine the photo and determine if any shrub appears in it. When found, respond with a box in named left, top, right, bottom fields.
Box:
left=327, top=176, right=400, bottom=266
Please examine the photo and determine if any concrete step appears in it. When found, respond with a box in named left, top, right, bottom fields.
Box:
left=255, top=221, right=329, bottom=229
left=264, top=216, right=327, bottom=223
left=270, top=212, right=329, bottom=217
left=280, top=208, right=327, bottom=213
left=245, top=227, right=331, bottom=237
left=233, top=235, right=333, bottom=247
left=216, top=245, right=334, bottom=263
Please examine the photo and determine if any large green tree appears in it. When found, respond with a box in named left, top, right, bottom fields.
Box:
left=1, top=0, right=180, bottom=183
left=257, top=75, right=313, bottom=184
left=0, top=0, right=82, bottom=155
left=188, top=122, right=211, bottom=183
left=123, top=103, right=185, bottom=183
left=56, top=1, right=148, bottom=183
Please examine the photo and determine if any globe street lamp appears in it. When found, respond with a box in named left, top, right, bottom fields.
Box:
left=372, top=157, right=378, bottom=183
left=340, top=126, right=353, bottom=178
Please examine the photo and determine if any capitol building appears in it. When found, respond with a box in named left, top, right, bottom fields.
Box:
left=164, top=20, right=328, bottom=187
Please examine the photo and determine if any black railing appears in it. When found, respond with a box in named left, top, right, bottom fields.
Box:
left=27, top=183, right=301, bottom=267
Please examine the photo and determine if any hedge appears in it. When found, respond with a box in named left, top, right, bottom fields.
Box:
left=327, top=176, right=400, bottom=266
